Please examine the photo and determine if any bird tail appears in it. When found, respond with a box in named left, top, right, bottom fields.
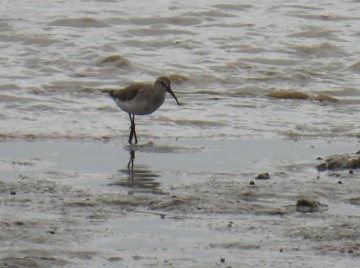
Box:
left=100, top=88, right=117, bottom=98
left=101, top=88, right=114, bottom=94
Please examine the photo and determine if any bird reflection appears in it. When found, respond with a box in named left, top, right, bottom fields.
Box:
left=109, top=147, right=165, bottom=195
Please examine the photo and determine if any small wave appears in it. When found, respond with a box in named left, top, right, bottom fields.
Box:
left=188, top=10, right=237, bottom=19
left=348, top=60, right=360, bottom=73
left=127, top=16, right=201, bottom=26
left=0, top=84, right=21, bottom=91
left=288, top=13, right=358, bottom=21
left=293, top=42, right=349, bottom=58
left=174, top=119, right=227, bottom=127
left=127, top=28, right=196, bottom=36
left=312, top=95, right=340, bottom=103
left=97, top=55, right=132, bottom=69
left=289, top=29, right=335, bottom=39
left=282, top=4, right=323, bottom=11
left=122, top=39, right=175, bottom=49
left=0, top=34, right=59, bottom=46
left=238, top=57, right=300, bottom=66
left=0, top=94, right=38, bottom=103
left=266, top=90, right=310, bottom=100
left=24, top=104, right=56, bottom=111
left=212, top=4, right=254, bottom=11
left=266, top=90, right=341, bottom=103
left=317, top=88, right=360, bottom=97
left=186, top=90, right=224, bottom=96
left=49, top=17, right=109, bottom=28
left=167, top=74, right=189, bottom=85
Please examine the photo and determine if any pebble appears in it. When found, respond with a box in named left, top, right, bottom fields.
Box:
left=255, top=172, right=270, bottom=180
left=296, top=199, right=321, bottom=213
left=316, top=153, right=360, bottom=171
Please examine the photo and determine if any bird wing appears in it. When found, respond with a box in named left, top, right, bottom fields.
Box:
left=111, top=86, right=139, bottom=102
left=106, top=83, right=153, bottom=101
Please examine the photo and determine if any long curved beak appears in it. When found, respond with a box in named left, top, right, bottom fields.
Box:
left=167, top=86, right=180, bottom=105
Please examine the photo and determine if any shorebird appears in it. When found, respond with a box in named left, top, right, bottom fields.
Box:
left=103, top=76, right=180, bottom=144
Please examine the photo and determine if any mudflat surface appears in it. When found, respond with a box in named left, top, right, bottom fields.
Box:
left=0, top=138, right=359, bottom=267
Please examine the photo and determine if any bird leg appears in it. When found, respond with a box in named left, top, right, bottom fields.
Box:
left=128, top=113, right=134, bottom=144
left=132, top=114, right=138, bottom=144
left=128, top=114, right=138, bottom=144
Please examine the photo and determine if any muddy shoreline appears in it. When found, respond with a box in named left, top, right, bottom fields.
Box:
left=0, top=138, right=359, bottom=267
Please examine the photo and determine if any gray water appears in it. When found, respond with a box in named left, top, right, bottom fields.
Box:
left=1, top=0, right=359, bottom=141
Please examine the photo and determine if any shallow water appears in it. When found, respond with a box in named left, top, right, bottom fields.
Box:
left=1, top=0, right=360, bottom=267
left=1, top=138, right=357, bottom=184
left=1, top=0, right=360, bottom=141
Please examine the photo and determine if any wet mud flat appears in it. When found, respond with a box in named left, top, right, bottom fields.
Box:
left=0, top=138, right=359, bottom=267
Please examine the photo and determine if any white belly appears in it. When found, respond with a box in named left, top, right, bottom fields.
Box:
left=115, top=94, right=166, bottom=115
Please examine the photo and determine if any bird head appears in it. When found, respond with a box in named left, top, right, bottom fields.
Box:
left=155, top=76, right=180, bottom=105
